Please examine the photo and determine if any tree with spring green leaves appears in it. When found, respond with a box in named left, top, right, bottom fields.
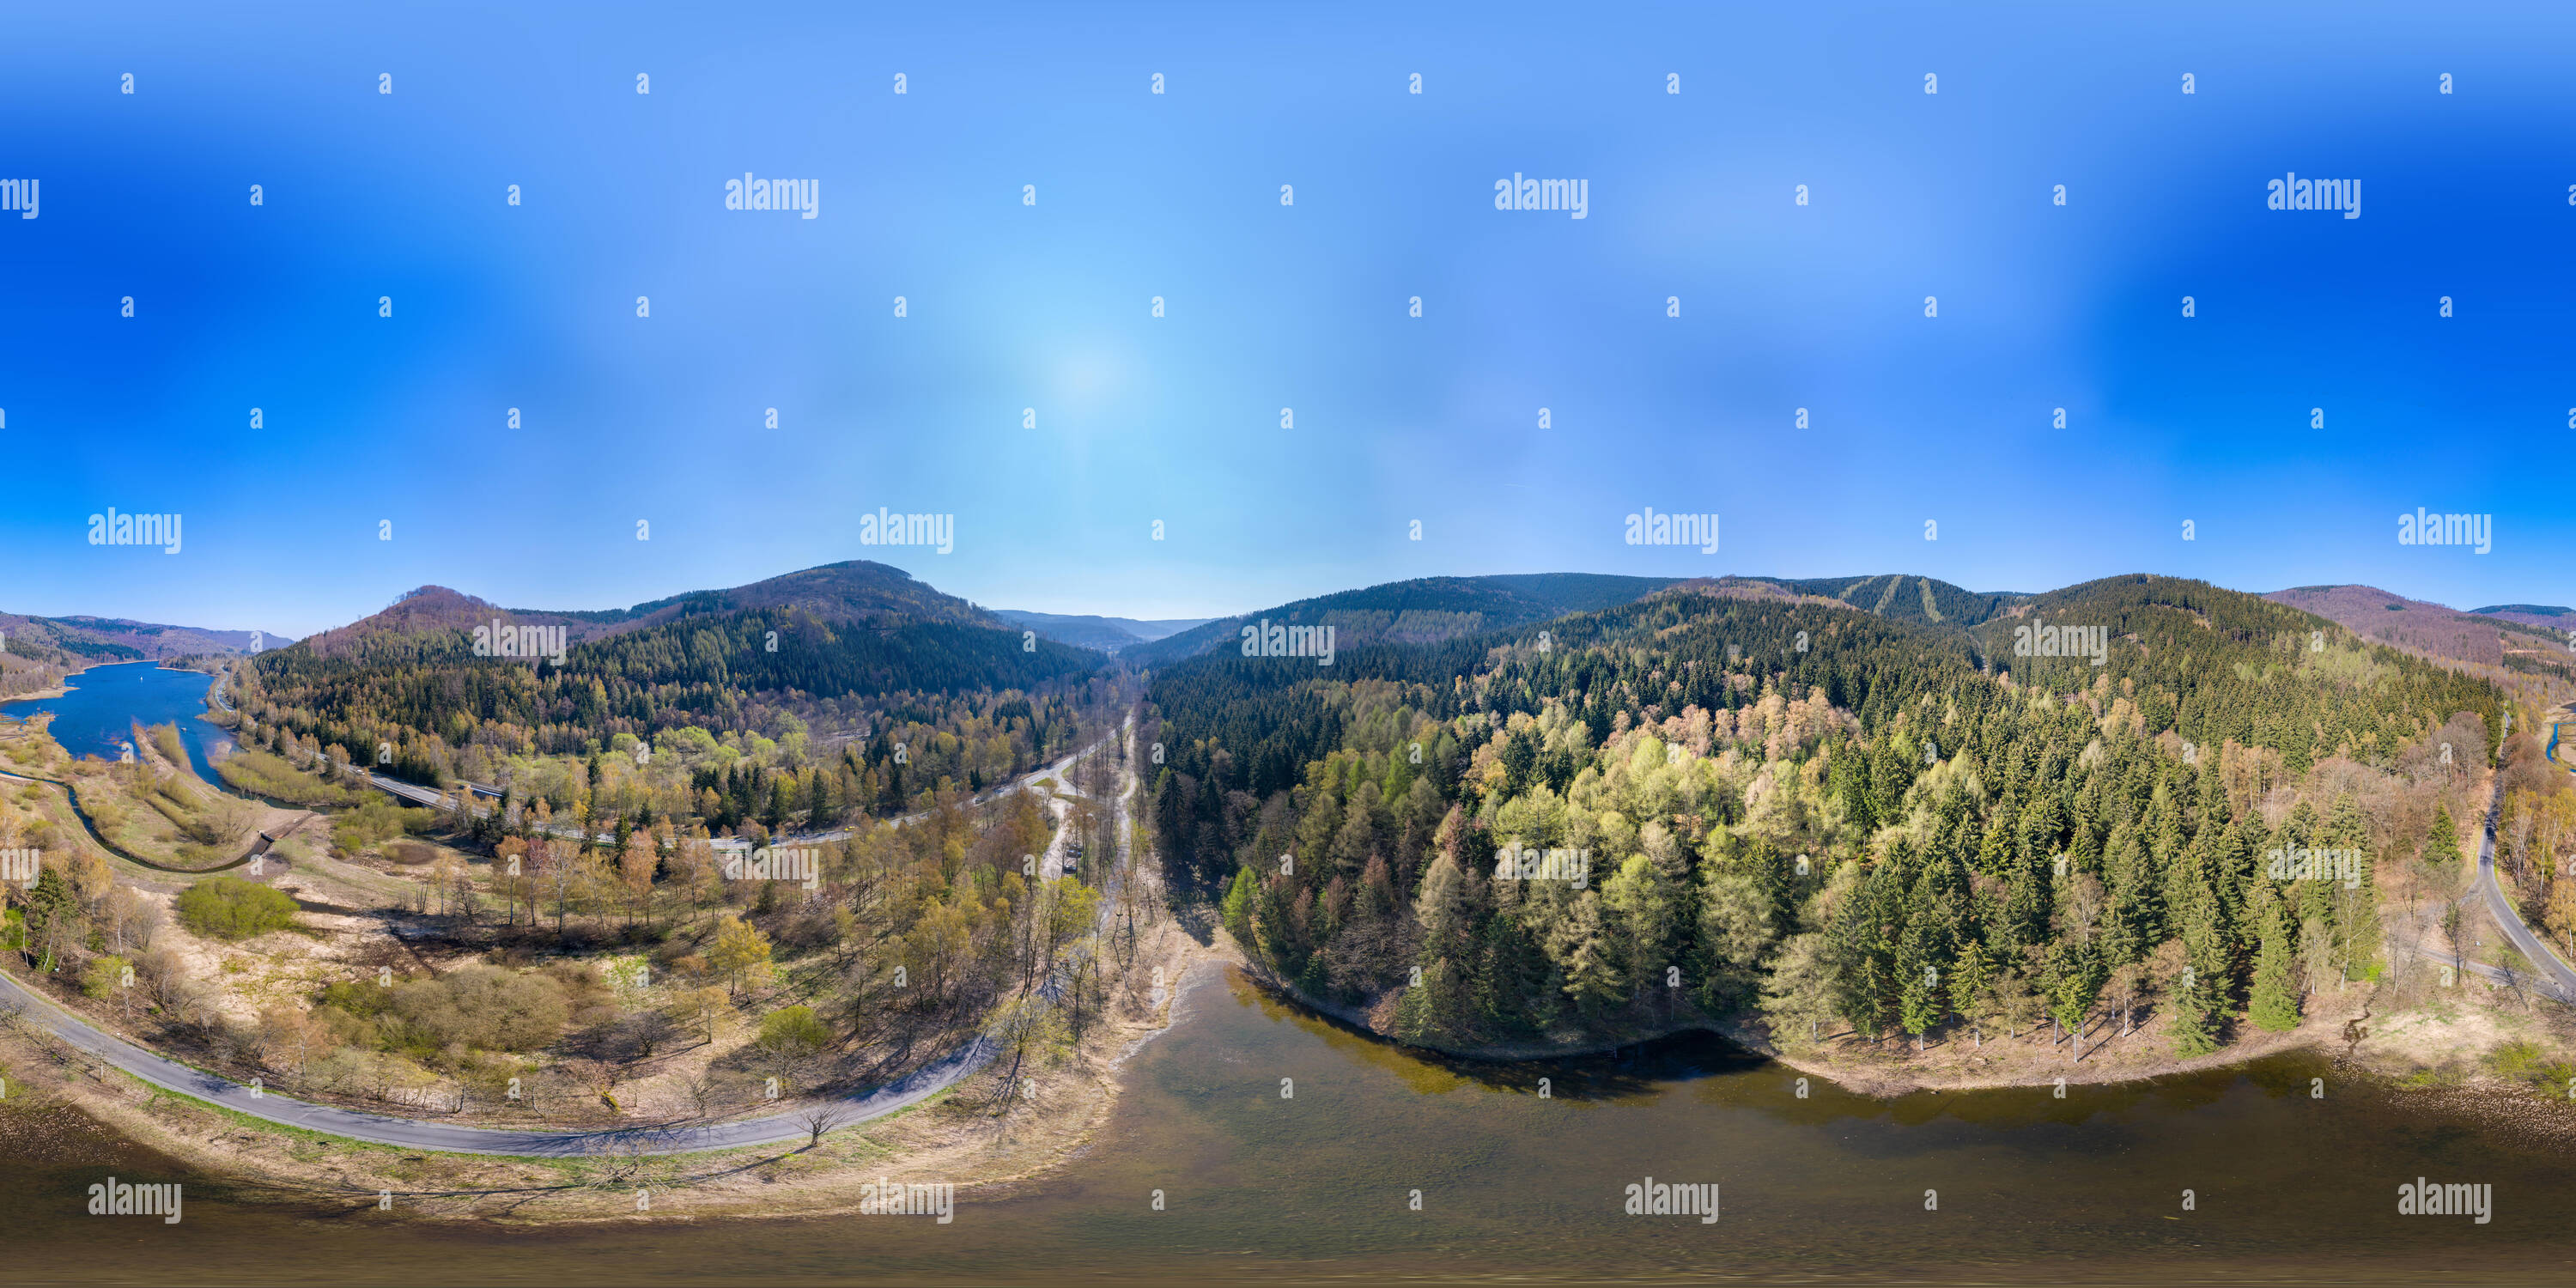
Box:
left=2046, top=938, right=2106, bottom=1057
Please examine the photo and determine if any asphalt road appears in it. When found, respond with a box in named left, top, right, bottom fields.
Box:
left=2469, top=719, right=2576, bottom=1005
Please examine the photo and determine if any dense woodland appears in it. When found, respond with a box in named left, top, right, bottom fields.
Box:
left=238, top=607, right=1112, bottom=835
left=1151, top=575, right=2506, bottom=1058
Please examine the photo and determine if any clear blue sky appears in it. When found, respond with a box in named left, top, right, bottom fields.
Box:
left=3, top=2, right=2570, bottom=638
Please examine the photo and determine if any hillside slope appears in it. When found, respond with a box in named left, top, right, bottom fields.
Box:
left=1124, top=573, right=1680, bottom=668
left=2267, top=584, right=2576, bottom=683
left=1746, top=574, right=2022, bottom=632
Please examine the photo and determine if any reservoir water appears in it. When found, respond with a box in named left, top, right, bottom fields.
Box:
left=0, top=661, right=226, bottom=778
left=3, top=962, right=2570, bottom=1285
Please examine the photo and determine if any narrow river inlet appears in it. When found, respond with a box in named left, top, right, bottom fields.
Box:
left=3, top=962, right=2567, bottom=1285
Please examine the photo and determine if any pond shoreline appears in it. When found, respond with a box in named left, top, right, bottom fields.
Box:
left=1229, top=937, right=2573, bottom=1106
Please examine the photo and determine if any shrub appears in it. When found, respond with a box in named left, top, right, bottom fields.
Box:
left=756, top=1004, right=832, bottom=1054
left=319, top=979, right=396, bottom=1019
left=332, top=797, right=428, bottom=854
left=175, top=877, right=299, bottom=941
left=2485, top=1040, right=2576, bottom=1092
left=216, top=750, right=362, bottom=808
left=389, top=966, right=569, bottom=1053
left=82, top=955, right=131, bottom=1000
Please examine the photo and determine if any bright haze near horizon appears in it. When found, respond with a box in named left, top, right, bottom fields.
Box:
left=2, top=1, right=2569, bottom=640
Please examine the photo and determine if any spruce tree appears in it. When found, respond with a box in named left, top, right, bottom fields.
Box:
left=2248, top=895, right=2302, bottom=1032
left=2342, top=849, right=2385, bottom=982
left=2426, top=805, right=2462, bottom=867
left=2167, top=965, right=2220, bottom=1057
left=23, top=866, right=82, bottom=975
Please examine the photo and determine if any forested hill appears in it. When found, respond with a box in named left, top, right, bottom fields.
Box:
left=0, top=611, right=290, bottom=699
left=1743, top=574, right=2021, bottom=634
left=1123, top=573, right=1681, bottom=669
left=1149, top=573, right=2502, bottom=1059
left=2265, top=584, right=2576, bottom=688
left=245, top=563, right=1102, bottom=787
left=297, top=561, right=999, bottom=665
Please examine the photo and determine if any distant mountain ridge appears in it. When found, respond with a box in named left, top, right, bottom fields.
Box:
left=1120, top=573, right=1685, bottom=667
left=996, top=611, right=1214, bottom=653
left=2472, top=604, right=2576, bottom=631
left=2266, top=584, right=2575, bottom=681
left=0, top=612, right=291, bottom=662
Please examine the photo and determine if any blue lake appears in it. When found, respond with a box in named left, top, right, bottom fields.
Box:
left=0, top=660, right=228, bottom=778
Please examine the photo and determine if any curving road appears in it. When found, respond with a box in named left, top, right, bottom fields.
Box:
left=0, top=728, right=1128, bottom=1157
left=2470, top=717, right=2576, bottom=1004
left=0, top=963, right=992, bottom=1157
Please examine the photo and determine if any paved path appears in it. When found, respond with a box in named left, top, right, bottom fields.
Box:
left=0, top=963, right=992, bottom=1157
left=0, top=730, right=1123, bottom=1157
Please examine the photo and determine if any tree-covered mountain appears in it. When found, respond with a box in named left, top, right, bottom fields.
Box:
left=1149, top=573, right=2500, bottom=1061
left=2471, top=603, right=2576, bottom=632
left=299, top=561, right=999, bottom=665
left=997, top=610, right=1214, bottom=653
left=1741, top=574, right=2022, bottom=634
left=1123, top=573, right=1681, bottom=669
left=240, top=562, right=1104, bottom=805
left=0, top=611, right=292, bottom=698
left=2269, top=584, right=2576, bottom=688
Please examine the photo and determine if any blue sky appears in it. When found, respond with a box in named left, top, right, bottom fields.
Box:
left=3, top=2, right=2570, bottom=637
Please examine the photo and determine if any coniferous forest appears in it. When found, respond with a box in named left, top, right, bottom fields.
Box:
left=1149, top=575, right=2504, bottom=1057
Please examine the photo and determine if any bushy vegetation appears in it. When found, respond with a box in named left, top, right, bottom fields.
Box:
left=216, top=748, right=366, bottom=807
left=2484, top=1039, right=2576, bottom=1094
left=175, top=876, right=300, bottom=941
left=331, top=796, right=432, bottom=854
left=386, top=966, right=574, bottom=1052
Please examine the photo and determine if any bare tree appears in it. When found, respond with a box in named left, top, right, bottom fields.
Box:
left=798, top=1099, right=854, bottom=1147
